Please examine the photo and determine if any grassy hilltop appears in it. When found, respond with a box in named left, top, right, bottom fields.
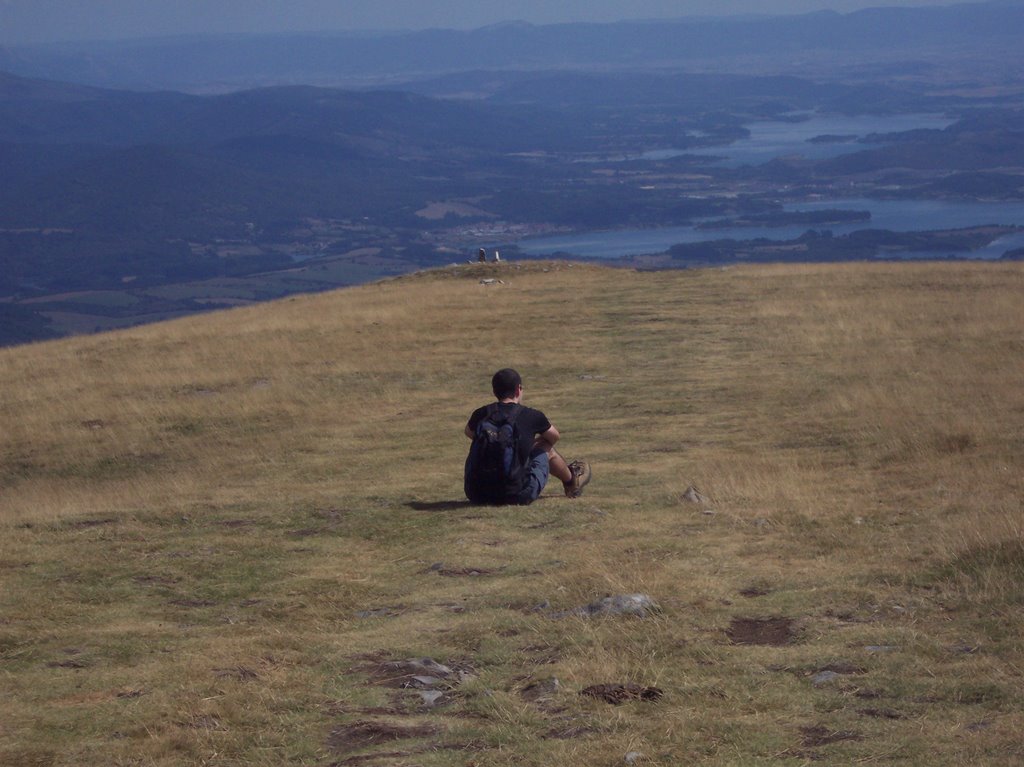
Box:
left=1, top=261, right=1023, bottom=766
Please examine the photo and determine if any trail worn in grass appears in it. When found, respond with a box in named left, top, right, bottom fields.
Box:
left=1, top=260, right=1023, bottom=765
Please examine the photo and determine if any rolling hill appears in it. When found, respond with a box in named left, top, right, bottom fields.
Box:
left=2, top=2, right=1023, bottom=91
left=1, top=260, right=1022, bottom=765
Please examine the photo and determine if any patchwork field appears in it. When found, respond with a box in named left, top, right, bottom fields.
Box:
left=1, top=260, right=1022, bottom=765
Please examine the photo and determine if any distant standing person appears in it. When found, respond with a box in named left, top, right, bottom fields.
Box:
left=464, top=368, right=591, bottom=505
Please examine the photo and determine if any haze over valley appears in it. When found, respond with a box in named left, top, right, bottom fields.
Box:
left=1, top=0, right=1023, bottom=344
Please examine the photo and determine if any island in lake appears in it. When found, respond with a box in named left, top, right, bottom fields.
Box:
left=697, top=209, right=872, bottom=230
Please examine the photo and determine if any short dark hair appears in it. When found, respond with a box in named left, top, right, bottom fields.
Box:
left=492, top=368, right=522, bottom=399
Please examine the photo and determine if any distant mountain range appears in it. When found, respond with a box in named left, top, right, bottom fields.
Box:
left=1, top=2, right=1022, bottom=92
left=1, top=0, right=1022, bottom=346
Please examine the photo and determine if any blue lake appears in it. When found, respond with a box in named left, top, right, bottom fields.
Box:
left=520, top=198, right=1024, bottom=260
left=683, top=112, right=955, bottom=167
left=588, top=113, right=956, bottom=165
left=520, top=112, right=1023, bottom=260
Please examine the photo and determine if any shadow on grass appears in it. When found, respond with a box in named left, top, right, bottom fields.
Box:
left=407, top=495, right=560, bottom=511
left=406, top=500, right=473, bottom=511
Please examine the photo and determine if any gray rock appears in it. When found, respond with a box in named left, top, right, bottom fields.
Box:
left=681, top=486, right=709, bottom=504
left=625, top=752, right=644, bottom=765
left=407, top=675, right=444, bottom=688
left=521, top=677, right=561, bottom=701
left=579, top=594, right=659, bottom=618
left=812, top=670, right=841, bottom=686
left=412, top=658, right=453, bottom=677
left=355, top=608, right=395, bottom=619
left=388, top=658, right=453, bottom=679
left=418, top=690, right=446, bottom=707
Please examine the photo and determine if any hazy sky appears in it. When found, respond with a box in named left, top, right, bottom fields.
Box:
left=0, top=0, right=987, bottom=45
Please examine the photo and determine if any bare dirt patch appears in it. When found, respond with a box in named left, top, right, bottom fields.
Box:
left=935, top=431, right=975, bottom=454
left=727, top=617, right=795, bottom=646
left=330, top=751, right=418, bottom=766
left=859, top=707, right=905, bottom=719
left=436, top=566, right=495, bottom=577
left=62, top=517, right=117, bottom=529
left=133, top=574, right=180, bottom=586
left=326, top=720, right=441, bottom=756
left=214, top=666, right=259, bottom=680
left=581, top=683, right=664, bottom=705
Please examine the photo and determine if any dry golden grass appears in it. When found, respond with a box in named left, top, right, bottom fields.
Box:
left=1, top=260, right=1023, bottom=765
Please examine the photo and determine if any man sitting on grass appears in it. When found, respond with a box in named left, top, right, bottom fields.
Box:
left=464, top=368, right=591, bottom=505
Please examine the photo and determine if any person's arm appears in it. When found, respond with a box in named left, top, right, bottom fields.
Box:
left=534, top=424, right=560, bottom=450
left=465, top=407, right=483, bottom=439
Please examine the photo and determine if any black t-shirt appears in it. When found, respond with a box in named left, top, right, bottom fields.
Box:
left=467, top=402, right=552, bottom=464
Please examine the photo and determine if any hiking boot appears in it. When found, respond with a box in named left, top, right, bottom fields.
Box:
left=564, top=460, right=592, bottom=498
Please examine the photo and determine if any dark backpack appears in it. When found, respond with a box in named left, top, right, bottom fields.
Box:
left=464, top=404, right=526, bottom=504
